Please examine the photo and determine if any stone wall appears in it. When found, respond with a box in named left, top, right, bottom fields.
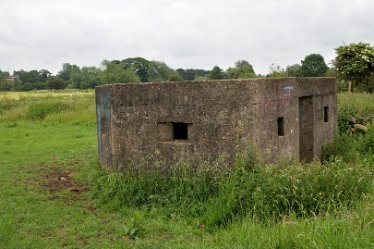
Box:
left=96, top=78, right=336, bottom=169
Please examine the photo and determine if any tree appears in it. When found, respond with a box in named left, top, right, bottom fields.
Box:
left=12, top=70, right=49, bottom=90
left=46, top=77, right=66, bottom=90
left=14, top=70, right=40, bottom=84
left=333, top=42, right=374, bottom=92
left=176, top=68, right=208, bottom=81
left=100, top=60, right=140, bottom=84
left=286, top=64, right=301, bottom=77
left=70, top=66, right=102, bottom=89
left=168, top=72, right=182, bottom=81
left=80, top=67, right=102, bottom=88
left=227, top=60, right=256, bottom=79
left=0, top=80, right=12, bottom=91
left=300, top=54, right=328, bottom=77
left=57, top=63, right=81, bottom=82
left=147, top=61, right=180, bottom=82
left=0, top=70, right=12, bottom=91
left=267, top=64, right=288, bottom=78
left=39, top=69, right=51, bottom=82
left=209, top=66, right=226, bottom=79
left=0, top=70, right=9, bottom=82
left=121, top=57, right=150, bottom=82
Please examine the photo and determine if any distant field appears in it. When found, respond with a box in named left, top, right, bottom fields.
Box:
left=0, top=90, right=373, bottom=249
left=0, top=89, right=94, bottom=100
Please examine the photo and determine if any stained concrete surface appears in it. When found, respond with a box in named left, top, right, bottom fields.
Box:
left=96, top=78, right=336, bottom=169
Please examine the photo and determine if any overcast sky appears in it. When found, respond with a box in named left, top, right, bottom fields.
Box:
left=1, top=0, right=373, bottom=75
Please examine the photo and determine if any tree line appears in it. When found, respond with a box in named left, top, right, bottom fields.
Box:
left=0, top=42, right=373, bottom=92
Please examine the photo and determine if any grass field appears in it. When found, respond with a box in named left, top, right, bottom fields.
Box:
left=0, top=90, right=373, bottom=248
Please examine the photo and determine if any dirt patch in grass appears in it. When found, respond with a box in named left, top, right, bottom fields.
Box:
left=42, top=167, right=89, bottom=193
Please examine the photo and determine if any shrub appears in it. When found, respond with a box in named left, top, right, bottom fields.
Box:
left=46, top=77, right=66, bottom=90
left=26, top=101, right=71, bottom=120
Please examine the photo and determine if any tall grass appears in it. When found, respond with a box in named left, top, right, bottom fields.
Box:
left=337, top=92, right=374, bottom=135
left=322, top=92, right=374, bottom=163
left=204, top=159, right=372, bottom=227
left=93, top=151, right=373, bottom=228
left=92, top=162, right=226, bottom=216
left=26, top=101, right=72, bottom=120
left=0, top=90, right=95, bottom=123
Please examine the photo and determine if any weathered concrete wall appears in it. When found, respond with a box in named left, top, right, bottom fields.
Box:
left=252, top=78, right=336, bottom=162
left=95, top=78, right=336, bottom=169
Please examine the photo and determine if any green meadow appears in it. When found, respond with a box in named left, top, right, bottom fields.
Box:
left=0, top=90, right=373, bottom=248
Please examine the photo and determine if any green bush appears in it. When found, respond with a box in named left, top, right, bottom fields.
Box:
left=26, top=101, right=71, bottom=120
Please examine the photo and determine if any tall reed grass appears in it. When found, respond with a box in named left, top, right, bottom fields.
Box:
left=92, top=149, right=373, bottom=228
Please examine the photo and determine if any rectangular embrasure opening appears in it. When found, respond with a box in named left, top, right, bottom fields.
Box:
left=173, top=122, right=188, bottom=140
left=324, top=106, right=329, bottom=122
left=277, top=117, right=284, bottom=136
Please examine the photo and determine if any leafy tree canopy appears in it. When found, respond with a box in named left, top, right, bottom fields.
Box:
left=176, top=68, right=208, bottom=81
left=209, top=66, right=226, bottom=80
left=46, top=76, right=66, bottom=90
left=0, top=70, right=9, bottom=82
left=71, top=66, right=102, bottom=89
left=286, top=64, right=301, bottom=77
left=121, top=57, right=150, bottom=82
left=333, top=42, right=374, bottom=91
left=267, top=64, right=288, bottom=78
left=9, top=69, right=51, bottom=90
left=0, top=70, right=12, bottom=91
left=147, top=61, right=181, bottom=82
left=38, top=69, right=51, bottom=82
left=227, top=60, right=256, bottom=79
left=101, top=60, right=140, bottom=84
left=300, top=54, right=328, bottom=77
left=13, top=69, right=50, bottom=84
left=57, top=63, right=81, bottom=82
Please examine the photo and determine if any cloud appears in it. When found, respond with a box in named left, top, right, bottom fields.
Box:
left=0, top=0, right=373, bottom=74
